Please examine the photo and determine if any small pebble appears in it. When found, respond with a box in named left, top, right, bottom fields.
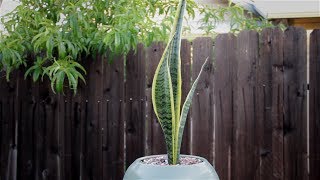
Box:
left=141, top=155, right=203, bottom=166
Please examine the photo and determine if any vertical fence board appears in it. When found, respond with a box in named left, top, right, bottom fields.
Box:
left=125, top=44, right=146, bottom=166
left=75, top=61, right=90, bottom=180
left=0, top=73, right=17, bottom=180
left=283, top=27, right=308, bottom=180
left=101, top=99, right=108, bottom=180
left=233, top=30, right=259, bottom=179
left=84, top=56, right=104, bottom=180
left=82, top=100, right=89, bottom=180
left=11, top=72, right=18, bottom=180
left=256, top=28, right=275, bottom=180
left=270, top=28, right=285, bottom=180
left=16, top=75, right=35, bottom=180
left=191, top=37, right=214, bottom=163
left=214, top=34, right=236, bottom=180
left=38, top=82, right=49, bottom=180
left=56, top=94, right=65, bottom=180
left=103, top=55, right=125, bottom=179
left=43, top=84, right=60, bottom=180
left=34, top=85, right=42, bottom=180
left=63, top=95, right=73, bottom=180
left=70, top=100, right=82, bottom=180
left=145, top=42, right=166, bottom=155
left=180, top=39, right=192, bottom=154
left=0, top=96, right=3, bottom=179
left=310, top=29, right=320, bottom=180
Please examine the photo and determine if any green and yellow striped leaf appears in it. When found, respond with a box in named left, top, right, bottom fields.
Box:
left=176, top=57, right=209, bottom=159
left=151, top=0, right=187, bottom=165
left=152, top=0, right=197, bottom=165
left=152, top=37, right=176, bottom=164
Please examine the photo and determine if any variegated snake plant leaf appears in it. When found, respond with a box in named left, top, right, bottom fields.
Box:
left=152, top=0, right=209, bottom=165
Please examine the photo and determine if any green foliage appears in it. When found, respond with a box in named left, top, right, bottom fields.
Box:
left=199, top=3, right=275, bottom=34
left=0, top=0, right=197, bottom=93
left=0, top=33, right=26, bottom=80
left=152, top=0, right=208, bottom=165
left=42, top=57, right=86, bottom=94
left=0, top=0, right=276, bottom=93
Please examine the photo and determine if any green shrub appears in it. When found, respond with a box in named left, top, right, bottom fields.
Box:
left=0, top=0, right=275, bottom=93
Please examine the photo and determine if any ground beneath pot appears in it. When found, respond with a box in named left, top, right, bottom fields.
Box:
left=141, top=155, right=203, bottom=165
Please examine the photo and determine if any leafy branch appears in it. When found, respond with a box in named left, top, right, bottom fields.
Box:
left=0, top=0, right=277, bottom=93
left=199, top=3, right=275, bottom=34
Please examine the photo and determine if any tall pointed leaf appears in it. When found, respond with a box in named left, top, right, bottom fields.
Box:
left=169, top=0, right=186, bottom=129
left=176, top=57, right=210, bottom=158
left=151, top=0, right=187, bottom=165
left=152, top=38, right=176, bottom=164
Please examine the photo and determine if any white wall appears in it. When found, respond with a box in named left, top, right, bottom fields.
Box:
left=0, top=0, right=19, bottom=16
left=0, top=0, right=20, bottom=31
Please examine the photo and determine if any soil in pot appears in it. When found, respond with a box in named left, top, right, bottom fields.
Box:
left=141, top=155, right=203, bottom=165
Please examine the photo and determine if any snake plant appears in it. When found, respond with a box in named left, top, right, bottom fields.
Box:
left=152, top=0, right=209, bottom=165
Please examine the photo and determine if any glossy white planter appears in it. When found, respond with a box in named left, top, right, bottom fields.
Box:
left=123, top=155, right=219, bottom=180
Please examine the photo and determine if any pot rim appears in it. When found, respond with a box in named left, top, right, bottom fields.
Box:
left=136, top=154, right=209, bottom=167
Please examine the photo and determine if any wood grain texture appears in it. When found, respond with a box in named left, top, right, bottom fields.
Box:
left=266, top=28, right=285, bottom=180
left=16, top=72, right=36, bottom=180
left=125, top=44, right=146, bottom=166
left=191, top=37, right=214, bottom=164
left=0, top=72, right=18, bottom=180
left=103, top=55, right=125, bottom=180
left=0, top=33, right=314, bottom=179
left=255, top=28, right=276, bottom=180
left=283, top=27, right=308, bottom=180
left=233, top=30, right=259, bottom=180
left=309, top=29, right=320, bottom=180
left=214, top=33, right=236, bottom=180
left=180, top=39, right=192, bottom=155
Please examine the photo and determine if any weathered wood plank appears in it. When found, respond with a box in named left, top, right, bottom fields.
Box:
left=256, top=28, right=276, bottom=180
left=214, top=33, right=236, bottom=180
left=63, top=95, right=73, bottom=180
left=283, top=27, right=308, bottom=180
left=310, top=29, right=320, bottom=180
left=0, top=99, right=3, bottom=179
left=233, top=30, right=259, bottom=180
left=103, top=55, right=125, bottom=179
left=56, top=94, right=66, bottom=180
left=269, top=28, right=285, bottom=180
left=125, top=44, right=146, bottom=166
left=0, top=34, right=313, bottom=180
left=70, top=101, right=82, bottom=180
left=73, top=59, right=90, bottom=180
left=180, top=39, right=192, bottom=154
left=0, top=72, right=18, bottom=180
left=84, top=55, right=104, bottom=180
left=15, top=73, right=35, bottom=180
left=82, top=100, right=89, bottom=180
left=43, top=84, right=60, bottom=180
left=191, top=37, right=214, bottom=163
left=145, top=42, right=166, bottom=155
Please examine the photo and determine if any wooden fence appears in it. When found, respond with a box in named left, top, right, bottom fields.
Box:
left=0, top=27, right=319, bottom=180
